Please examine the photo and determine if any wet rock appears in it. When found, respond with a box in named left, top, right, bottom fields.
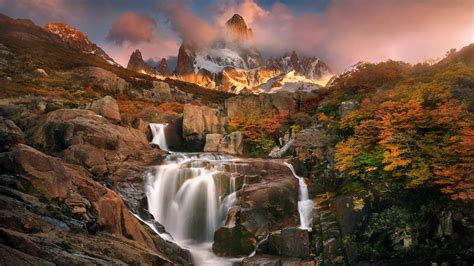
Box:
left=204, top=131, right=243, bottom=155
left=90, top=95, right=121, bottom=123
left=240, top=177, right=299, bottom=236
left=268, top=227, right=312, bottom=258
left=213, top=207, right=257, bottom=257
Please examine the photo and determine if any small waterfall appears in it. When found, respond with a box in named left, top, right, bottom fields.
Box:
left=285, top=162, right=314, bottom=230
left=149, top=123, right=169, bottom=151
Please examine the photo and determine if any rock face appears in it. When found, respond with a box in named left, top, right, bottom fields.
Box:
left=203, top=131, right=243, bottom=155
left=225, top=92, right=298, bottom=121
left=213, top=208, right=257, bottom=256
left=127, top=49, right=154, bottom=74
left=25, top=109, right=161, bottom=175
left=268, top=227, right=312, bottom=258
left=176, top=43, right=195, bottom=75
left=212, top=160, right=301, bottom=257
left=182, top=104, right=226, bottom=148
left=90, top=95, right=121, bottom=123
left=44, top=22, right=117, bottom=65
left=225, top=14, right=253, bottom=42
left=156, top=58, right=171, bottom=76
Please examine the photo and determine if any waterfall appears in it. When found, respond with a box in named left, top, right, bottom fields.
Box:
left=149, top=123, right=169, bottom=151
left=145, top=153, right=240, bottom=265
left=285, top=162, right=314, bottom=230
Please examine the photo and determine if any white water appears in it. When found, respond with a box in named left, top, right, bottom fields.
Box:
left=285, top=162, right=314, bottom=230
left=145, top=152, right=239, bottom=265
left=149, top=123, right=169, bottom=151
left=144, top=129, right=314, bottom=264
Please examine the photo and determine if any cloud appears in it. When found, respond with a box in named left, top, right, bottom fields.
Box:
left=156, top=1, right=219, bottom=47
left=107, top=12, right=157, bottom=45
left=242, top=0, right=474, bottom=71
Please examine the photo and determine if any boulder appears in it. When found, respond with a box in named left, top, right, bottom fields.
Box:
left=213, top=207, right=257, bottom=257
left=0, top=117, right=24, bottom=151
left=90, top=96, right=121, bottom=123
left=131, top=118, right=151, bottom=140
left=204, top=131, right=243, bottom=155
left=268, top=227, right=312, bottom=258
left=33, top=68, right=48, bottom=77
left=25, top=109, right=161, bottom=175
left=139, top=81, right=172, bottom=102
left=182, top=104, right=225, bottom=148
left=240, top=170, right=299, bottom=236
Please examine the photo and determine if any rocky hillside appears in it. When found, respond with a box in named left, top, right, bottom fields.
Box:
left=44, top=22, right=118, bottom=66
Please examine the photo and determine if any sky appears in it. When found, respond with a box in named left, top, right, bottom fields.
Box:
left=0, top=0, right=472, bottom=72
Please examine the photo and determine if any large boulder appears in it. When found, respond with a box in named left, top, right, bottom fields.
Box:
left=0, top=143, right=192, bottom=264
left=90, top=96, right=121, bottom=123
left=204, top=131, right=243, bottom=155
left=182, top=104, right=226, bottom=149
left=213, top=207, right=257, bottom=257
left=240, top=178, right=299, bottom=236
left=139, top=81, right=172, bottom=102
left=25, top=109, right=161, bottom=175
left=267, top=227, right=312, bottom=258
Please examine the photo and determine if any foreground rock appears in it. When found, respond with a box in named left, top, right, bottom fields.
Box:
left=213, top=160, right=300, bottom=256
left=25, top=109, right=162, bottom=175
left=0, top=137, right=192, bottom=264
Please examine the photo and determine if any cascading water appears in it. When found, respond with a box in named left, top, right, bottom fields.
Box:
left=145, top=152, right=239, bottom=265
left=285, top=162, right=314, bottom=230
left=143, top=128, right=314, bottom=264
left=149, top=123, right=169, bottom=151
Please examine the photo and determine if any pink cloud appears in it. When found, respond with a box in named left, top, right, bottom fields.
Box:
left=242, top=0, right=474, bottom=70
left=157, top=1, right=218, bottom=47
left=107, top=12, right=157, bottom=45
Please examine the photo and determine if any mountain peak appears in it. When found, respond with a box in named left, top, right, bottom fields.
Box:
left=225, top=13, right=252, bottom=42
left=44, top=21, right=117, bottom=65
left=127, top=49, right=153, bottom=74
